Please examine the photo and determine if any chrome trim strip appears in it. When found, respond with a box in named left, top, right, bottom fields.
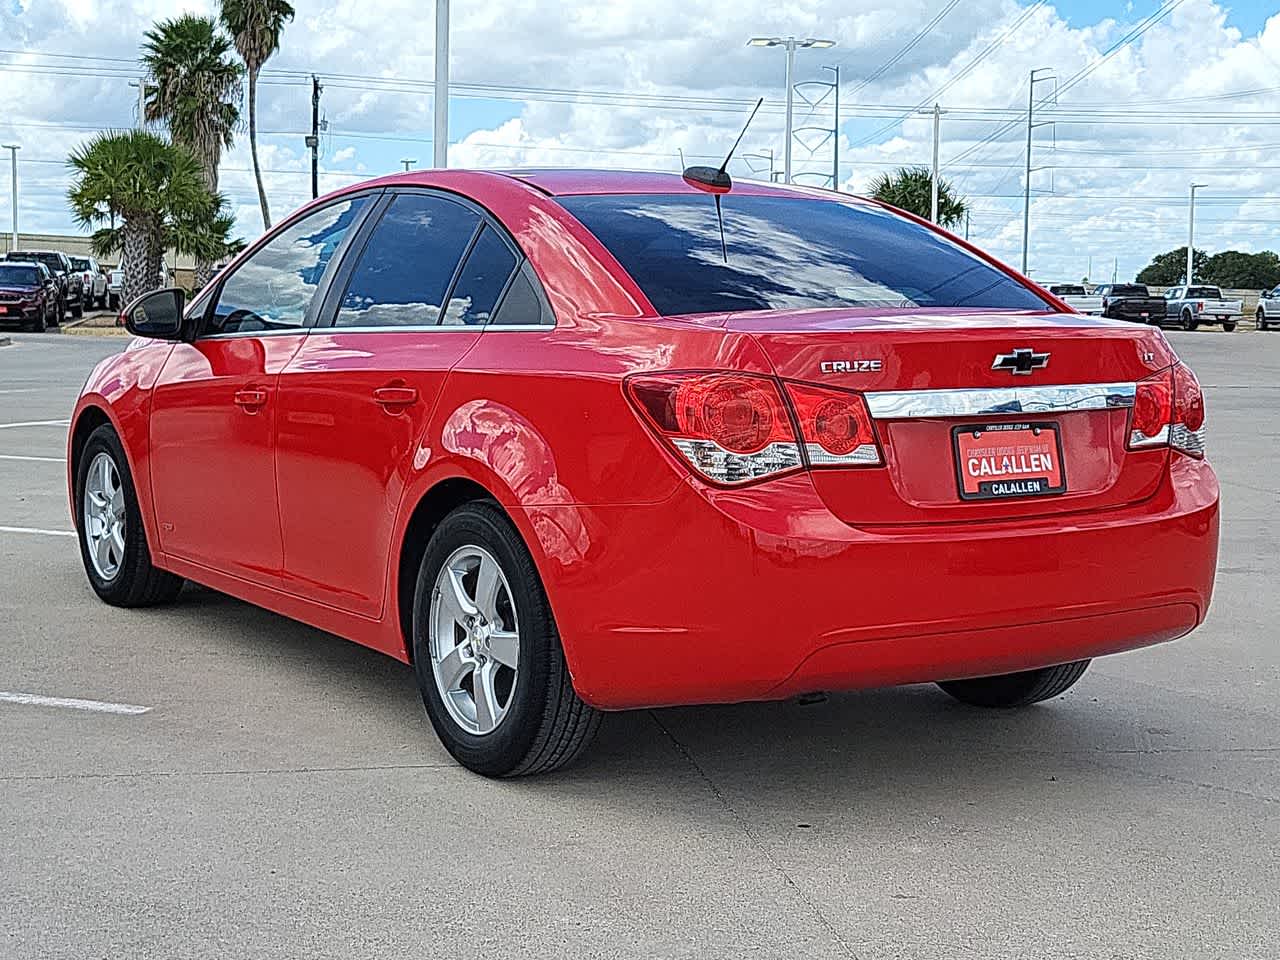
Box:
left=865, top=382, right=1136, bottom=420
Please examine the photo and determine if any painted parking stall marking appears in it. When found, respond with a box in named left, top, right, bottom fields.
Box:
left=0, top=691, right=151, bottom=716
left=0, top=525, right=76, bottom=537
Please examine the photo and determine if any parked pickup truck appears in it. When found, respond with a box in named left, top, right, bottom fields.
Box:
left=1257, top=287, right=1279, bottom=331
left=1163, top=285, right=1243, bottom=331
left=1046, top=283, right=1103, bottom=315
left=1094, top=283, right=1166, bottom=324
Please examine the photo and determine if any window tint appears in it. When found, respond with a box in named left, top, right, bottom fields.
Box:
left=206, top=196, right=365, bottom=335
left=491, top=263, right=553, bottom=326
left=335, top=193, right=480, bottom=328
left=442, top=226, right=518, bottom=326
left=69, top=257, right=91, bottom=271
left=0, top=264, right=39, bottom=285
left=558, top=194, right=1049, bottom=316
left=1187, top=287, right=1221, bottom=299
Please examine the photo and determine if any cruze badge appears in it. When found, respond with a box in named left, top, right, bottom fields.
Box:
left=820, top=359, right=883, bottom=374
left=992, top=347, right=1050, bottom=375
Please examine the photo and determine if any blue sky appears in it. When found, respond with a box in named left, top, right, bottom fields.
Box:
left=2, top=0, right=1278, bottom=281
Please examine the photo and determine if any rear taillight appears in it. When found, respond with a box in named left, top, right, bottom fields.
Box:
left=1128, top=363, right=1205, bottom=458
left=626, top=372, right=886, bottom=485
left=627, top=373, right=801, bottom=484
left=783, top=382, right=881, bottom=466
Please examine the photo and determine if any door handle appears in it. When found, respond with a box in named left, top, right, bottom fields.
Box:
left=234, top=387, right=269, bottom=408
left=373, top=386, right=418, bottom=408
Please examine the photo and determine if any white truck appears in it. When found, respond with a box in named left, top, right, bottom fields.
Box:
left=1163, top=285, right=1243, bottom=332
left=1047, top=283, right=1104, bottom=315
left=1256, top=286, right=1279, bottom=331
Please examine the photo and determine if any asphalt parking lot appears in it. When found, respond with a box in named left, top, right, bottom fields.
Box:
left=1, top=329, right=1277, bottom=959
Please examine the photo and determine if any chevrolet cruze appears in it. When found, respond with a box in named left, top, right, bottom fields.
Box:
left=69, top=170, right=1220, bottom=776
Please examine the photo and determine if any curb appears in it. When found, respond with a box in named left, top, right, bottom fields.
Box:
left=0, top=335, right=10, bottom=347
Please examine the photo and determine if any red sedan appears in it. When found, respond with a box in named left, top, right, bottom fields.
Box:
left=69, top=170, right=1219, bottom=776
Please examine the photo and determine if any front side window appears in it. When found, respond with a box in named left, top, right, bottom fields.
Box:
left=206, top=196, right=366, bottom=336
left=335, top=193, right=480, bottom=328
left=557, top=193, right=1050, bottom=317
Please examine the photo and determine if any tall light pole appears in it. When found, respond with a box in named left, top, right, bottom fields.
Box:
left=1022, top=67, right=1055, bottom=276
left=433, top=0, right=450, bottom=168
left=748, top=36, right=836, bottom=184
left=916, top=104, right=946, bottom=223
left=1188, top=183, right=1207, bottom=285
left=1, top=144, right=17, bottom=253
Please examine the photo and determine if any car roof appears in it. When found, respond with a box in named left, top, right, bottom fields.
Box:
left=353, top=167, right=869, bottom=202
left=2, top=259, right=41, bottom=267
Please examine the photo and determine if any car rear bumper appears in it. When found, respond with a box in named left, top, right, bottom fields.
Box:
left=532, top=456, right=1219, bottom=710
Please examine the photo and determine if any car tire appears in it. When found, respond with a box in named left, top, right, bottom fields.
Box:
left=55, top=297, right=65, bottom=325
left=1258, top=310, right=1268, bottom=332
left=25, top=307, right=48, bottom=333
left=412, top=500, right=601, bottom=777
left=71, top=298, right=84, bottom=319
left=75, top=424, right=184, bottom=608
left=1181, top=310, right=1198, bottom=331
left=1223, top=321, right=1237, bottom=332
left=108, top=293, right=120, bottom=311
left=937, top=660, right=1091, bottom=708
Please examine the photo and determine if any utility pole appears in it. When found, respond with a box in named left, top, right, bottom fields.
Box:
left=748, top=37, right=836, bottom=184
left=2, top=144, right=17, bottom=252
left=964, top=210, right=970, bottom=242
left=433, top=0, right=450, bottom=168
left=400, top=159, right=417, bottom=172
left=825, top=65, right=839, bottom=191
left=1022, top=67, right=1055, bottom=276
left=931, top=104, right=942, bottom=223
left=309, top=75, right=322, bottom=199
left=1188, top=183, right=1207, bottom=285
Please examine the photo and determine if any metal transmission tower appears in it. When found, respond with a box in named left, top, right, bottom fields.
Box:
left=747, top=36, right=836, bottom=183
left=1021, top=67, right=1057, bottom=275
left=790, top=65, right=840, bottom=190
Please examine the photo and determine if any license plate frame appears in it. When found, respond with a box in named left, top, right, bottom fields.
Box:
left=952, top=421, right=1067, bottom=502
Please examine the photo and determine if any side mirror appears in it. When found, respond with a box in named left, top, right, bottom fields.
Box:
left=122, top=288, right=187, bottom=340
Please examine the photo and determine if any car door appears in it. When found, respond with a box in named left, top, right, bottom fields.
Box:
left=148, top=195, right=372, bottom=586
left=274, top=189, right=522, bottom=617
left=1165, top=287, right=1181, bottom=318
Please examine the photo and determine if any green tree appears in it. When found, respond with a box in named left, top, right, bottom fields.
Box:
left=1203, top=250, right=1280, bottom=289
left=66, top=130, right=239, bottom=304
left=868, top=166, right=967, bottom=229
left=220, top=0, right=294, bottom=231
left=141, top=14, right=243, bottom=286
left=1136, top=247, right=1209, bottom=286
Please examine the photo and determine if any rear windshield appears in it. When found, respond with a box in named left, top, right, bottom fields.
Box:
left=557, top=193, right=1049, bottom=316
left=7, top=252, right=60, bottom=270
left=1187, top=286, right=1222, bottom=299
left=1049, top=284, right=1086, bottom=296
left=69, top=257, right=91, bottom=270
left=1111, top=284, right=1148, bottom=296
left=0, top=264, right=39, bottom=285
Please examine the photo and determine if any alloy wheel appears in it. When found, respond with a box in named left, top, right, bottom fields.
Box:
left=83, top=451, right=126, bottom=580
left=429, top=545, right=521, bottom=736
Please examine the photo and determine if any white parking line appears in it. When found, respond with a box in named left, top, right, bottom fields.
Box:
left=0, top=419, right=70, bottom=429
left=0, top=691, right=151, bottom=716
left=0, top=525, right=76, bottom=537
left=0, top=454, right=65, bottom=463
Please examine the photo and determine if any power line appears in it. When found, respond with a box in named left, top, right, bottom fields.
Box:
left=838, top=0, right=962, bottom=99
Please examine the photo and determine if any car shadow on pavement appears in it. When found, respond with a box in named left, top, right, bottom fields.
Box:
left=159, top=582, right=1142, bottom=812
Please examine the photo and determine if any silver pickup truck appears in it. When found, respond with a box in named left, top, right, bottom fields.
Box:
left=1257, top=286, right=1279, bottom=331
left=1163, top=285, right=1242, bottom=331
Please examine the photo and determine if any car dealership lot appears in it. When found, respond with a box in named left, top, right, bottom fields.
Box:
left=1, top=332, right=1276, bottom=958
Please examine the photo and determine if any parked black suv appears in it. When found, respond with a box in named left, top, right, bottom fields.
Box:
left=1094, top=283, right=1166, bottom=324
left=3, top=250, right=84, bottom=322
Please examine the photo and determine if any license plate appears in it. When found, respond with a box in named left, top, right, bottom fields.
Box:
left=0, top=306, right=8, bottom=314
left=1140, top=312, right=1149, bottom=318
left=953, top=422, right=1066, bottom=501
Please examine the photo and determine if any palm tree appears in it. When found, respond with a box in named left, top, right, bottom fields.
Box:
left=67, top=130, right=238, bottom=303
left=141, top=14, right=242, bottom=285
left=868, top=166, right=968, bottom=229
left=220, top=0, right=294, bottom=230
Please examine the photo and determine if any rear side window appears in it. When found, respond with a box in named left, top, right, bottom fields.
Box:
left=491, top=264, right=554, bottom=326
left=557, top=193, right=1049, bottom=316
left=442, top=226, right=518, bottom=326
left=336, top=193, right=480, bottom=328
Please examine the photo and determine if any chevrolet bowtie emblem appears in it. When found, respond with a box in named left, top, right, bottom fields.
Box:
left=992, top=347, right=1050, bottom=375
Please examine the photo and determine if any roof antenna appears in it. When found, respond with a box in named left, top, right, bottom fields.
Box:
left=682, top=97, right=764, bottom=262
left=683, top=97, right=764, bottom=192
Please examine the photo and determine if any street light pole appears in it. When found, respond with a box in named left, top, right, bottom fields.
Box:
left=400, top=159, right=417, bottom=172
left=931, top=104, right=941, bottom=223
left=1, top=144, right=17, bottom=253
left=748, top=36, right=836, bottom=185
left=1022, top=67, right=1055, bottom=276
left=433, top=0, right=450, bottom=168
left=1188, top=183, right=1207, bottom=285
